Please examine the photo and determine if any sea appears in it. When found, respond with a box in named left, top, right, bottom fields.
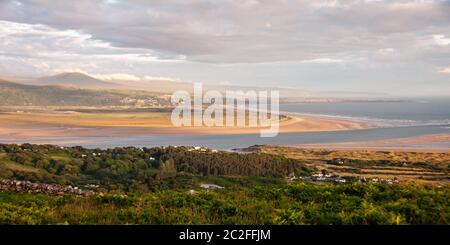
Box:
left=1, top=97, right=449, bottom=150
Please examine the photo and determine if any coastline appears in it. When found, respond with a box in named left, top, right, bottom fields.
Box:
left=0, top=109, right=448, bottom=152
left=295, top=133, right=450, bottom=153
left=0, top=110, right=375, bottom=137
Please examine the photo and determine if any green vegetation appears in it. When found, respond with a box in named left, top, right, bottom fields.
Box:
left=248, top=145, right=450, bottom=171
left=0, top=182, right=448, bottom=224
left=0, top=143, right=449, bottom=225
left=0, top=79, right=169, bottom=106
left=248, top=145, right=450, bottom=185
left=0, top=144, right=309, bottom=192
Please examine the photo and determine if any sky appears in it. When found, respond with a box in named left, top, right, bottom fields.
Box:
left=0, top=0, right=449, bottom=96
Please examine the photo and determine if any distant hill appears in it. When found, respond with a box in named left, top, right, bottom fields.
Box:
left=36, top=72, right=119, bottom=89
left=112, top=78, right=310, bottom=98
left=0, top=79, right=169, bottom=106
left=21, top=72, right=309, bottom=98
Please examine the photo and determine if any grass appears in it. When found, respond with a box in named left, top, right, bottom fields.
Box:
left=0, top=161, right=42, bottom=173
left=251, top=145, right=450, bottom=185
left=1, top=182, right=449, bottom=225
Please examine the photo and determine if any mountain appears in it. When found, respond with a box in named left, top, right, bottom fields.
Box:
left=111, top=78, right=199, bottom=93
left=0, top=79, right=168, bottom=106
left=31, top=72, right=309, bottom=98
left=37, top=72, right=119, bottom=89
left=111, top=78, right=310, bottom=98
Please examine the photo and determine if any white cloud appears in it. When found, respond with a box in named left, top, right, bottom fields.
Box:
left=432, top=34, right=450, bottom=46
left=93, top=73, right=141, bottom=81
left=52, top=68, right=89, bottom=74
left=0, top=20, right=182, bottom=77
left=438, top=67, right=450, bottom=74
left=378, top=48, right=395, bottom=54
left=302, top=58, right=343, bottom=64
left=143, top=76, right=181, bottom=81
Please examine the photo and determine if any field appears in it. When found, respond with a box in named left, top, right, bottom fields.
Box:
left=248, top=145, right=450, bottom=185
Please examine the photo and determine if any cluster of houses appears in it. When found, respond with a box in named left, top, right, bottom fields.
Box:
left=187, top=146, right=219, bottom=153
left=0, top=179, right=95, bottom=196
left=286, top=173, right=400, bottom=184
left=200, top=183, right=224, bottom=190
left=80, top=152, right=103, bottom=158
left=357, top=176, right=400, bottom=184
left=84, top=184, right=100, bottom=189
left=120, top=97, right=162, bottom=107
left=186, top=183, right=225, bottom=195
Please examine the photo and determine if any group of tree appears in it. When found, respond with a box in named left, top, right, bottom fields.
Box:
left=0, top=144, right=311, bottom=191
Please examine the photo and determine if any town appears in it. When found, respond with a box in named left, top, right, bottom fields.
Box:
left=286, top=172, right=400, bottom=184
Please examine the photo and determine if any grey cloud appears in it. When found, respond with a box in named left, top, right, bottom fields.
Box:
left=0, top=0, right=448, bottom=63
left=0, top=0, right=449, bottom=96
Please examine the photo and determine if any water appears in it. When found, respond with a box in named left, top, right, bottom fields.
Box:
left=1, top=125, right=448, bottom=150
left=280, top=97, right=450, bottom=127
left=1, top=98, right=449, bottom=150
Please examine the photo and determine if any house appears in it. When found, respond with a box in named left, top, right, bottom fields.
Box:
left=285, top=172, right=297, bottom=181
left=187, top=189, right=197, bottom=195
left=200, top=183, right=224, bottom=190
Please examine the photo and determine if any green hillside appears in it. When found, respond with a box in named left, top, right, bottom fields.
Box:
left=0, top=144, right=448, bottom=225
left=0, top=79, right=169, bottom=106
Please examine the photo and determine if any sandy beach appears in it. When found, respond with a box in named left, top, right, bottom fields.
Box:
left=296, top=133, right=450, bottom=152
left=1, top=109, right=448, bottom=152
left=0, top=110, right=374, bottom=137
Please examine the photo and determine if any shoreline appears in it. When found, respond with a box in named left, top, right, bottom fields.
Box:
left=0, top=108, right=448, bottom=153
left=0, top=111, right=375, bottom=137
left=295, top=133, right=450, bottom=153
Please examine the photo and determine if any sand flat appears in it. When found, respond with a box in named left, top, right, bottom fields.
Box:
left=0, top=110, right=373, bottom=137
left=297, top=133, right=450, bottom=152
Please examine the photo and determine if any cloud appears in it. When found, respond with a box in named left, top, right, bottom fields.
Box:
left=0, top=0, right=449, bottom=96
left=301, top=58, right=343, bottom=64
left=93, top=73, right=141, bottom=81
left=433, top=34, right=450, bottom=46
left=0, top=0, right=449, bottom=64
left=143, top=76, right=181, bottom=81
left=52, top=68, right=90, bottom=74
left=0, top=20, right=180, bottom=76
left=438, top=67, right=450, bottom=74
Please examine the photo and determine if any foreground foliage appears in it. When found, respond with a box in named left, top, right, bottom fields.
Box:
left=0, top=182, right=448, bottom=225
left=1, top=143, right=448, bottom=225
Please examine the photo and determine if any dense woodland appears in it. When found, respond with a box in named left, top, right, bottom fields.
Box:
left=0, top=144, right=310, bottom=192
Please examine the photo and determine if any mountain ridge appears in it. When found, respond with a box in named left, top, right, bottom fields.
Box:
left=0, top=78, right=168, bottom=106
left=36, top=72, right=119, bottom=89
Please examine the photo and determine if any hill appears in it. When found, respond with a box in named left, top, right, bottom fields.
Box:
left=0, top=143, right=448, bottom=225
left=113, top=78, right=310, bottom=98
left=36, top=72, right=119, bottom=89
left=0, top=79, right=169, bottom=106
left=9, top=73, right=310, bottom=99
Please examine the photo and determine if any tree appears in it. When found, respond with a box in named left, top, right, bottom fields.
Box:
left=159, top=159, right=176, bottom=178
